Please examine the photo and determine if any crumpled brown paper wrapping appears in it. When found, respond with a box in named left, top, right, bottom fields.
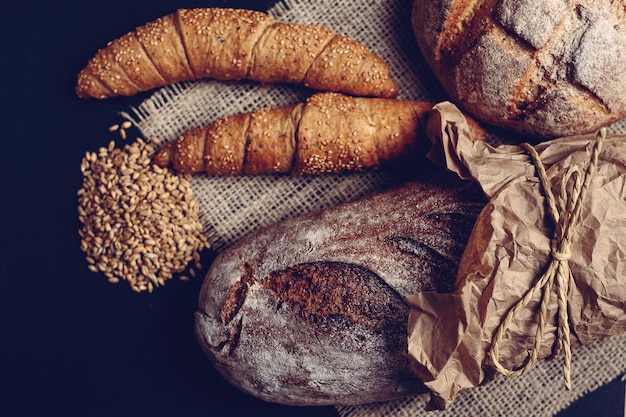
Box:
left=406, top=102, right=626, bottom=410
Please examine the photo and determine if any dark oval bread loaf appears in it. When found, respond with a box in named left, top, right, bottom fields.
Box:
left=194, top=172, right=486, bottom=406
left=412, top=0, right=626, bottom=139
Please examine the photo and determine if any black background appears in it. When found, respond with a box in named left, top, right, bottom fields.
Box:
left=1, top=0, right=623, bottom=416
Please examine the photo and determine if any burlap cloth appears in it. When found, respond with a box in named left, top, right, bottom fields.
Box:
left=121, top=0, right=626, bottom=415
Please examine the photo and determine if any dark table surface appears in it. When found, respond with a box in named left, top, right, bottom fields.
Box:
left=1, top=0, right=623, bottom=416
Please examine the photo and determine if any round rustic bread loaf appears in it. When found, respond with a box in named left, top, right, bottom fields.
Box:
left=411, top=0, right=626, bottom=139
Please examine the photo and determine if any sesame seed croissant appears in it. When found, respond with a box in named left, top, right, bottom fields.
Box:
left=153, top=92, right=488, bottom=175
left=76, top=8, right=399, bottom=99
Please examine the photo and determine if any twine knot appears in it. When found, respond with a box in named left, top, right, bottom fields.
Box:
left=551, top=239, right=572, bottom=262
left=489, top=129, right=605, bottom=389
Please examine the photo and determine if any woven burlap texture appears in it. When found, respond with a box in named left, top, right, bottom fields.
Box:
left=122, top=0, right=626, bottom=415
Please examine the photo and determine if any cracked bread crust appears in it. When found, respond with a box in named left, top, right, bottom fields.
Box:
left=412, top=0, right=626, bottom=138
left=194, top=172, right=486, bottom=406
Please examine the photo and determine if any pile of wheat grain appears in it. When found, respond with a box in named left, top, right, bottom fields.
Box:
left=78, top=138, right=208, bottom=292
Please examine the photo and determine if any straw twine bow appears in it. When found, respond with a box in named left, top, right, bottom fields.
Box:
left=489, top=128, right=606, bottom=389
